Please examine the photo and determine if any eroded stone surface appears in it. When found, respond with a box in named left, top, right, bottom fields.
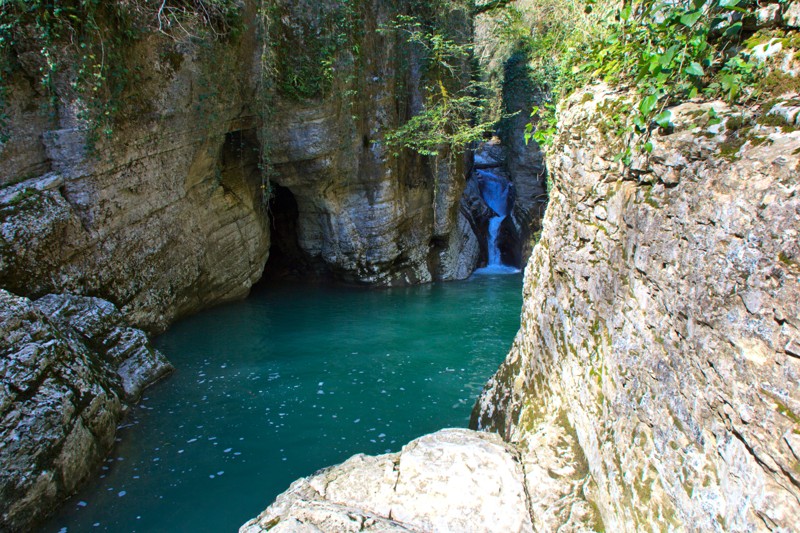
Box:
left=473, top=85, right=800, bottom=531
left=241, top=429, right=536, bottom=533
left=0, top=290, right=171, bottom=531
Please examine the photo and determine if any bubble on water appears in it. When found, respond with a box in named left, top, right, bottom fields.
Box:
left=77, top=501, right=88, bottom=507
left=217, top=471, right=224, bottom=476
left=353, top=419, right=361, bottom=423
left=187, top=438, right=197, bottom=443
left=178, top=449, right=184, bottom=454
left=118, top=491, right=127, bottom=497
left=209, top=474, right=215, bottom=479
left=224, top=448, right=232, bottom=453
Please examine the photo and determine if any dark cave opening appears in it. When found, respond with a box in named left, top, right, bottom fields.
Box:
left=258, top=184, right=328, bottom=284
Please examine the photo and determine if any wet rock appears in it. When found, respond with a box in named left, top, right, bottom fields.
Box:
left=0, top=290, right=171, bottom=531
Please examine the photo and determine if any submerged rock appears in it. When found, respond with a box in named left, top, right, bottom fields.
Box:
left=0, top=290, right=171, bottom=531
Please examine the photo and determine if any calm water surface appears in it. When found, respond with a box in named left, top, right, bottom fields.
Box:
left=45, top=273, right=522, bottom=532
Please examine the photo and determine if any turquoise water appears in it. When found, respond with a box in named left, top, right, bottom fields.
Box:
left=45, top=274, right=522, bottom=532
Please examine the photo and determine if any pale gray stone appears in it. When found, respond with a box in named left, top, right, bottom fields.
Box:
left=0, top=290, right=171, bottom=531
left=241, top=429, right=536, bottom=533
left=474, top=84, right=800, bottom=532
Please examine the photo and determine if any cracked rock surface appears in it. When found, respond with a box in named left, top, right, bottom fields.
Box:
left=241, top=429, right=536, bottom=533
left=473, top=84, right=800, bottom=531
left=0, top=290, right=171, bottom=531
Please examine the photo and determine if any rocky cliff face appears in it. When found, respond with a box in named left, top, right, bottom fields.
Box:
left=0, top=1, right=480, bottom=335
left=0, top=290, right=171, bottom=531
left=473, top=85, right=800, bottom=531
left=244, top=86, right=800, bottom=532
left=0, top=28, right=270, bottom=333
left=265, top=0, right=478, bottom=285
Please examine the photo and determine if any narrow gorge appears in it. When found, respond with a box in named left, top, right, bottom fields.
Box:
left=1, top=0, right=798, bottom=532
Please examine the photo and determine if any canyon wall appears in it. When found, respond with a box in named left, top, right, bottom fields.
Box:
left=0, top=0, right=479, bottom=335
left=473, top=85, right=800, bottom=531
left=245, top=85, right=800, bottom=531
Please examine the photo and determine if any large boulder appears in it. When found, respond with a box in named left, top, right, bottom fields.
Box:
left=0, top=290, right=171, bottom=530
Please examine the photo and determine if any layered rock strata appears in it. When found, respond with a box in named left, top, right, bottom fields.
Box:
left=0, top=1, right=480, bottom=334
left=474, top=85, right=800, bottom=531
left=0, top=290, right=171, bottom=531
left=0, top=35, right=271, bottom=332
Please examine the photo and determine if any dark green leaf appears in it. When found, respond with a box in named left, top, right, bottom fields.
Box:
left=659, top=45, right=678, bottom=67
left=639, top=94, right=658, bottom=116
left=724, top=21, right=742, bottom=36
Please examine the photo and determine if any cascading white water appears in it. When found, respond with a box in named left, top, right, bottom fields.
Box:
left=474, top=170, right=520, bottom=275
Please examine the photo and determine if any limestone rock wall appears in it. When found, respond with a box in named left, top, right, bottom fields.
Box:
left=0, top=290, right=171, bottom=531
left=0, top=28, right=270, bottom=333
left=0, top=1, right=480, bottom=333
left=266, top=0, right=477, bottom=285
left=473, top=85, right=800, bottom=531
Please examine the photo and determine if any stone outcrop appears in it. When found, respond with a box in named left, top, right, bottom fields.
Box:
left=473, top=85, right=800, bottom=531
left=0, top=32, right=271, bottom=333
left=0, top=289, right=171, bottom=531
left=242, top=425, right=602, bottom=532
left=240, top=429, right=536, bottom=533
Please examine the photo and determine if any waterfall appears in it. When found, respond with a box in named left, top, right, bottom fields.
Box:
left=474, top=170, right=520, bottom=275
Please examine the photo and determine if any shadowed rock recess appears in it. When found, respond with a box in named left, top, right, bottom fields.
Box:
left=246, top=86, right=800, bottom=531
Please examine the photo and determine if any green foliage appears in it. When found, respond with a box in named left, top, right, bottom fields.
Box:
left=499, top=0, right=782, bottom=161
left=0, top=0, right=242, bottom=145
left=379, top=11, right=494, bottom=157
left=384, top=87, right=493, bottom=156
left=263, top=0, right=363, bottom=100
